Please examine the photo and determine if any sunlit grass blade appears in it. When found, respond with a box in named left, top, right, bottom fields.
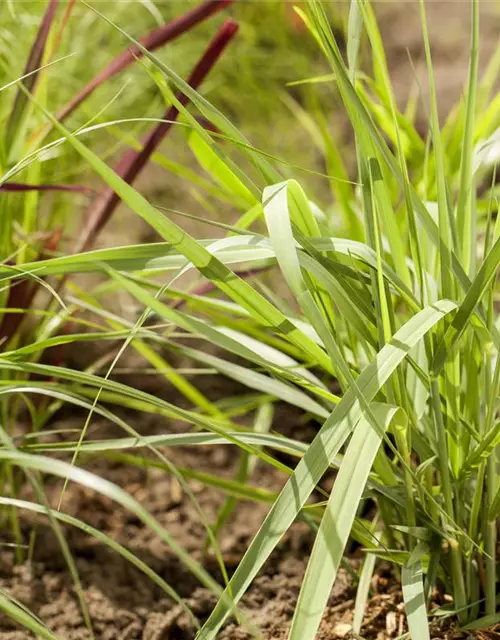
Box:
left=352, top=537, right=378, bottom=634
left=187, top=127, right=258, bottom=208
left=289, top=403, right=404, bottom=639
left=402, top=562, right=431, bottom=640
left=432, top=233, right=500, bottom=374
left=456, top=0, right=479, bottom=276
left=169, top=341, right=330, bottom=418
left=346, top=0, right=363, bottom=81
left=24, top=430, right=317, bottom=460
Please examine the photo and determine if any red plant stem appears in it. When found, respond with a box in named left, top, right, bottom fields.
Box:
left=0, top=183, right=93, bottom=193
left=56, top=0, right=233, bottom=124
left=76, top=18, right=239, bottom=252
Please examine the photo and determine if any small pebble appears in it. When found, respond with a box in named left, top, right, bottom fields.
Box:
left=333, top=622, right=352, bottom=637
left=386, top=611, right=397, bottom=635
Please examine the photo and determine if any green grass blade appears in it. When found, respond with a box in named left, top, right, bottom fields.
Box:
left=418, top=0, right=455, bottom=300
left=187, top=128, right=258, bottom=208
left=352, top=537, right=379, bottom=633
left=432, top=233, right=500, bottom=373
left=289, top=403, right=404, bottom=639
left=456, top=0, right=479, bottom=276
left=170, top=342, right=330, bottom=419
left=304, top=1, right=473, bottom=299
left=0, top=593, right=58, bottom=640
left=347, top=0, right=363, bottom=81
left=402, top=562, right=431, bottom=640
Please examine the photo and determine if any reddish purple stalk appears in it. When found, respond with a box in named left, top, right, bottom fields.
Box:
left=6, top=0, right=59, bottom=149
left=0, top=183, right=93, bottom=193
left=56, top=0, right=233, bottom=124
left=76, top=18, right=239, bottom=252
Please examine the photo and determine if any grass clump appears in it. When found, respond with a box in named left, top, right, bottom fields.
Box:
left=2, top=0, right=500, bottom=638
